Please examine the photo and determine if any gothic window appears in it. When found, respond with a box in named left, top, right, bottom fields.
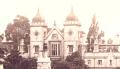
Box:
left=52, top=44, right=57, bottom=56
left=98, top=60, right=102, bottom=65
left=68, top=45, right=73, bottom=53
left=50, top=42, right=61, bottom=56
left=34, top=45, right=39, bottom=54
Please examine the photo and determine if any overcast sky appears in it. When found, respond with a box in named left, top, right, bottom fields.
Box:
left=0, top=0, right=120, bottom=37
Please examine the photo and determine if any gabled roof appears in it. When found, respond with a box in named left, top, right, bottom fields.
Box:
left=45, top=25, right=63, bottom=40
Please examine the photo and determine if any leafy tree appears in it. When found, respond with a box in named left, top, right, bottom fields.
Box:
left=66, top=51, right=89, bottom=69
left=115, top=67, right=120, bottom=69
left=4, top=49, right=37, bottom=69
left=52, top=51, right=89, bottom=69
left=87, top=15, right=99, bottom=52
left=5, top=15, right=30, bottom=50
left=51, top=60, right=69, bottom=69
left=4, top=49, right=22, bottom=69
left=20, top=58, right=37, bottom=69
left=87, top=16, right=104, bottom=52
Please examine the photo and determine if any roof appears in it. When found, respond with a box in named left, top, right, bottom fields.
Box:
left=32, top=8, right=45, bottom=23
left=66, top=7, right=78, bottom=21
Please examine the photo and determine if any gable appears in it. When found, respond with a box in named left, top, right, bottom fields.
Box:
left=45, top=26, right=63, bottom=41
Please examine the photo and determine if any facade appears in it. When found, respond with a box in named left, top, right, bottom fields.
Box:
left=29, top=8, right=83, bottom=60
left=26, top=8, right=120, bottom=69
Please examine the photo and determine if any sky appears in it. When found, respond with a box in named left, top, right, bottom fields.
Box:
left=0, top=0, right=120, bottom=37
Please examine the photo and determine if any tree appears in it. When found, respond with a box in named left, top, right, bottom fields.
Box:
left=87, top=15, right=99, bottom=52
left=66, top=51, right=89, bottom=69
left=51, top=52, right=89, bottom=69
left=87, top=16, right=104, bottom=52
left=51, top=60, right=69, bottom=69
left=115, top=67, right=120, bottom=69
left=4, top=50, right=22, bottom=69
left=4, top=49, right=37, bottom=69
left=5, top=15, right=30, bottom=50
left=52, top=51, right=89, bottom=69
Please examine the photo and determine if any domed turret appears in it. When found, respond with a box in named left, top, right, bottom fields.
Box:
left=32, top=8, right=45, bottom=23
left=66, top=7, right=78, bottom=21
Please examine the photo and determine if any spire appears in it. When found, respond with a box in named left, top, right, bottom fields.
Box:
left=92, top=14, right=97, bottom=24
left=66, top=7, right=78, bottom=21
left=70, top=7, right=74, bottom=16
left=32, top=8, right=45, bottom=23
left=54, top=20, right=56, bottom=26
left=36, top=8, right=40, bottom=16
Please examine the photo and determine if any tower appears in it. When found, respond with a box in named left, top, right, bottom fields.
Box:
left=30, top=9, right=47, bottom=57
left=64, top=8, right=81, bottom=58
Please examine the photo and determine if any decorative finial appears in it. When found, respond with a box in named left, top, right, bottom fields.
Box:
left=54, top=20, right=56, bottom=26
left=69, top=6, right=75, bottom=17
left=36, top=8, right=40, bottom=16
left=93, top=13, right=96, bottom=24
left=66, top=6, right=78, bottom=21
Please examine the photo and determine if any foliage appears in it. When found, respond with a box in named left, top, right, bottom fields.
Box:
left=87, top=21, right=99, bottom=52
left=4, top=50, right=22, bottom=69
left=4, top=49, right=37, bottom=69
left=115, top=67, right=120, bottom=69
left=87, top=16, right=105, bottom=52
left=52, top=51, right=89, bottom=69
left=51, top=60, right=69, bottom=69
left=5, top=15, right=30, bottom=50
left=66, top=51, right=89, bottom=69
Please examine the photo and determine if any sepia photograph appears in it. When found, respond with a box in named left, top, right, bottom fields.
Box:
left=0, top=0, right=120, bottom=69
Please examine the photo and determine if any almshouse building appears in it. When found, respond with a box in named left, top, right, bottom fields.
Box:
left=3, top=8, right=120, bottom=69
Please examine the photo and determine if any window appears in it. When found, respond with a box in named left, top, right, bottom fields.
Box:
left=52, top=44, right=57, bottom=56
left=50, top=42, right=61, bottom=56
left=52, top=34, right=58, bottom=39
left=58, top=44, right=60, bottom=56
left=68, top=45, right=73, bottom=53
left=88, top=60, right=91, bottom=64
left=98, top=60, right=102, bottom=65
left=34, top=45, right=39, bottom=53
left=110, top=60, right=112, bottom=66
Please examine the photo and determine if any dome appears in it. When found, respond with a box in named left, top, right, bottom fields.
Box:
left=66, top=8, right=78, bottom=21
left=32, top=9, right=45, bottom=23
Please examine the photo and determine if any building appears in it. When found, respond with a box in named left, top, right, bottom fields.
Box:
left=22, top=8, right=120, bottom=69
left=29, top=8, right=83, bottom=60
